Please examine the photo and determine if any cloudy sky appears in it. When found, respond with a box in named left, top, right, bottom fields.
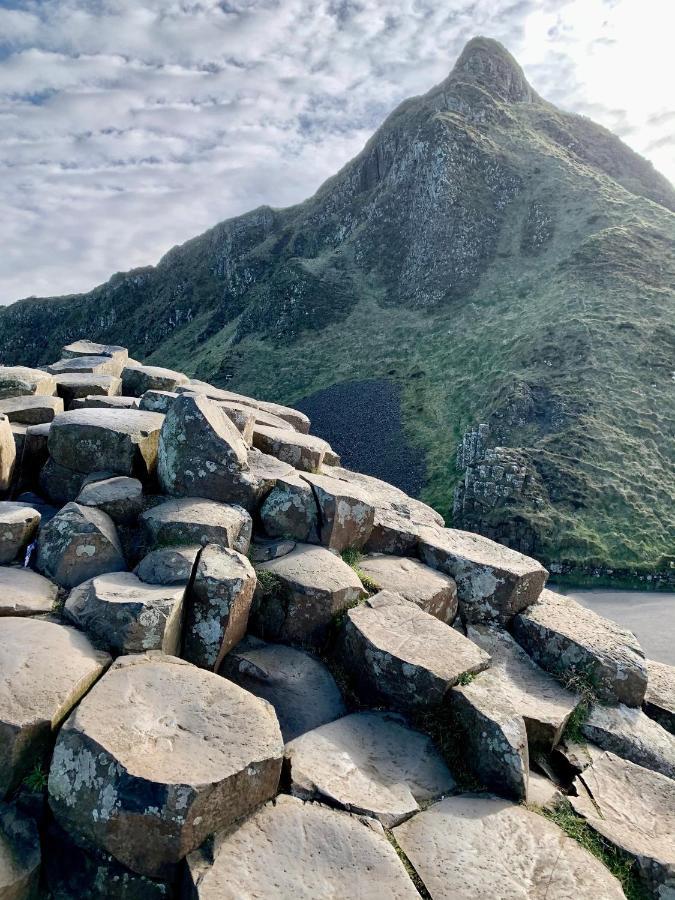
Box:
left=0, top=0, right=672, bottom=304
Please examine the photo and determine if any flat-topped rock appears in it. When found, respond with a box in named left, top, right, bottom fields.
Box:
left=157, top=393, right=249, bottom=501
left=392, top=794, right=624, bottom=900
left=121, top=364, right=188, bottom=396
left=0, top=566, right=58, bottom=616
left=340, top=591, right=490, bottom=711
left=65, top=572, right=184, bottom=654
left=252, top=425, right=330, bottom=472
left=0, top=803, right=41, bottom=899
left=358, top=553, right=458, bottom=623
left=135, top=545, right=201, bottom=585
left=259, top=473, right=319, bottom=542
left=62, top=340, right=128, bottom=370
left=285, top=711, right=455, bottom=827
left=571, top=752, right=675, bottom=898
left=180, top=382, right=310, bottom=433
left=69, top=395, right=139, bottom=411
left=449, top=671, right=529, bottom=800
left=182, top=545, right=256, bottom=671
left=0, top=395, right=63, bottom=425
left=249, top=537, right=296, bottom=563
left=467, top=625, right=578, bottom=748
left=644, top=659, right=675, bottom=734
left=302, top=470, right=375, bottom=552
left=141, top=497, right=251, bottom=554
left=187, top=794, right=418, bottom=900
left=419, top=527, right=547, bottom=624
left=0, top=366, right=56, bottom=399
left=0, top=502, right=41, bottom=564
left=45, top=356, right=121, bottom=377
left=48, top=654, right=283, bottom=878
left=138, top=390, right=178, bottom=413
left=48, top=408, right=164, bottom=478
left=512, top=589, right=648, bottom=706
left=0, top=417, right=16, bottom=493
left=0, top=617, right=110, bottom=797
left=77, top=476, right=143, bottom=524
left=36, top=501, right=125, bottom=588
left=54, top=374, right=121, bottom=406
left=581, top=703, right=675, bottom=779
left=217, top=398, right=289, bottom=432
left=220, top=637, right=346, bottom=741
left=250, top=543, right=364, bottom=646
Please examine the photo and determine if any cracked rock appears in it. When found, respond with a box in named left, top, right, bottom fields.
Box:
left=141, top=497, right=251, bottom=554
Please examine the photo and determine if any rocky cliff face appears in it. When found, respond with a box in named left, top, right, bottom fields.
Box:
left=0, top=343, right=673, bottom=898
left=0, top=37, right=673, bottom=575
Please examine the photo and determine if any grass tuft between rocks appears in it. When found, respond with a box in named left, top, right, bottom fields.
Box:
left=340, top=548, right=380, bottom=595
left=22, top=762, right=48, bottom=792
left=560, top=667, right=599, bottom=743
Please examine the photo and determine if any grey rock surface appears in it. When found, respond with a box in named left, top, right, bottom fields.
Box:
left=0, top=366, right=56, bottom=399
left=581, top=703, right=675, bottom=779
left=62, top=340, right=128, bottom=370
left=358, top=553, right=458, bottom=623
left=179, top=382, right=310, bottom=433
left=0, top=395, right=63, bottom=425
left=0, top=417, right=16, bottom=494
left=121, top=364, right=188, bottom=396
left=53, top=374, right=121, bottom=406
left=644, top=659, right=675, bottom=735
left=252, top=425, right=330, bottom=472
left=45, top=356, right=121, bottom=378
left=259, top=473, right=319, bottom=543
left=135, top=544, right=201, bottom=585
left=302, top=470, right=375, bottom=553
left=0, top=566, right=58, bottom=616
left=0, top=503, right=41, bottom=564
left=77, top=476, right=143, bottom=524
left=140, top=497, right=251, bottom=554
left=0, top=803, right=41, bottom=899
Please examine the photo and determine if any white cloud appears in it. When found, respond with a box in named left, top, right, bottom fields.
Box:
left=0, top=0, right=672, bottom=302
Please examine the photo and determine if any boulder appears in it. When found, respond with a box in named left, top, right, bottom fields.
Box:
left=220, top=637, right=346, bottom=741
left=65, top=572, right=185, bottom=655
left=36, top=502, right=126, bottom=588
left=571, top=752, right=675, bottom=898
left=643, top=659, right=675, bottom=735
left=285, top=711, right=455, bottom=827
left=45, top=356, right=121, bottom=378
left=62, top=340, right=128, bottom=371
left=511, top=589, right=648, bottom=706
left=69, top=395, right=139, bottom=411
left=0, top=617, right=110, bottom=797
left=156, top=393, right=249, bottom=501
left=179, top=383, right=310, bottom=433
left=252, top=425, right=330, bottom=472
left=581, top=703, right=675, bottom=779
left=0, top=803, right=41, bottom=899
left=0, top=567, right=58, bottom=616
left=466, top=625, right=578, bottom=748
left=0, top=395, right=63, bottom=425
left=0, top=366, right=56, bottom=399
left=392, top=794, right=625, bottom=900
left=419, top=527, right=547, bottom=624
left=38, top=458, right=88, bottom=505
left=138, top=390, right=178, bottom=413
left=250, top=543, right=364, bottom=646
left=259, top=473, right=319, bottom=542
left=302, top=471, right=375, bottom=552
left=0, top=416, right=16, bottom=493
left=140, top=498, right=251, bottom=554
left=449, top=672, right=529, bottom=800
left=54, top=374, right=121, bottom=406
left=340, top=591, right=490, bottom=711
left=186, top=794, right=419, bottom=900
left=216, top=448, right=296, bottom=513
left=182, top=545, right=256, bottom=670
left=358, top=554, right=458, bottom=623
left=22, top=423, right=51, bottom=476
left=121, top=365, right=188, bottom=396
left=0, top=503, right=41, bottom=564
left=48, top=654, right=283, bottom=879
left=48, top=408, right=164, bottom=478
left=77, top=476, right=143, bottom=524
left=527, top=770, right=563, bottom=810
left=135, top=545, right=201, bottom=585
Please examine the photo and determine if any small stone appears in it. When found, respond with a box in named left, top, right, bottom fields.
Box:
left=250, top=543, right=364, bottom=646
left=183, top=545, right=256, bottom=671
left=36, top=501, right=126, bottom=588
left=302, top=471, right=375, bottom=553
left=643, top=659, right=675, bottom=735
left=48, top=654, right=283, bottom=878
left=220, top=637, right=345, bottom=741
left=0, top=502, right=41, bottom=564
left=0, top=395, right=64, bottom=425
left=141, top=498, right=251, bottom=554
left=0, top=416, right=16, bottom=493
left=77, top=476, right=143, bottom=524
left=65, top=572, right=184, bottom=654
left=512, top=589, right=648, bottom=706
left=358, top=553, right=458, bottom=623
left=135, top=545, right=201, bottom=585
left=392, top=794, right=624, bottom=900
left=0, top=803, right=41, bottom=899
left=54, top=374, right=121, bottom=406
left=0, top=617, right=110, bottom=797
left=340, top=591, right=490, bottom=712
left=121, top=365, right=188, bottom=396
left=419, top=526, right=547, bottom=624
left=252, top=425, right=330, bottom=472
left=0, top=366, right=56, bottom=399
left=581, top=703, right=675, bottom=779
left=285, top=711, right=455, bottom=827
left=0, top=567, right=58, bottom=616
left=186, top=795, right=418, bottom=900
left=259, top=473, right=319, bottom=542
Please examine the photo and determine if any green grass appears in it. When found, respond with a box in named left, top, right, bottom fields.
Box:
left=23, top=763, right=48, bottom=792
left=542, top=802, right=649, bottom=900
left=560, top=667, right=599, bottom=743
left=340, top=548, right=381, bottom=595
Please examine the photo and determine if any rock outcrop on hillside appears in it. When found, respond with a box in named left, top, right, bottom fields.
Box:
left=0, top=343, right=672, bottom=899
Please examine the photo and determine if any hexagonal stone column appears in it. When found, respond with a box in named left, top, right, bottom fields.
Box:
left=0, top=416, right=16, bottom=494
left=0, top=366, right=56, bottom=398
left=0, top=617, right=110, bottom=797
left=140, top=498, right=251, bottom=554
left=0, top=567, right=57, bottom=616
left=301, top=471, right=375, bottom=553
left=0, top=803, right=41, bottom=899
left=358, top=553, right=458, bottom=623
left=0, top=503, right=41, bottom=564
left=48, top=654, right=283, bottom=879
left=187, top=795, right=419, bottom=900
left=121, top=365, right=188, bottom=396
left=644, top=659, right=675, bottom=734
left=0, top=395, right=63, bottom=425
left=252, top=425, right=330, bottom=472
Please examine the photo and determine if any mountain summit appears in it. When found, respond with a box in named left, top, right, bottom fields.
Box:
left=1, top=38, right=673, bottom=575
